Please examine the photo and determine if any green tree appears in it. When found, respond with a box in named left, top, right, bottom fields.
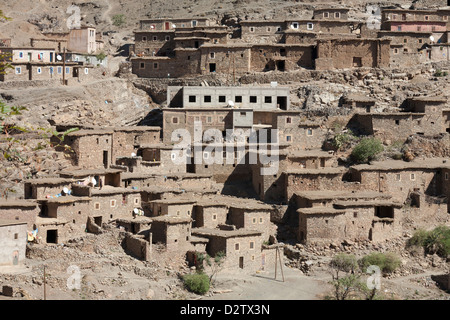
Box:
left=182, top=272, right=210, bottom=295
left=350, top=137, right=384, bottom=163
left=195, top=251, right=226, bottom=285
left=358, top=252, right=401, bottom=275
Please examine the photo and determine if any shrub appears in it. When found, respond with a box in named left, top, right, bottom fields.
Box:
left=331, top=131, right=357, bottom=151
left=330, top=254, right=359, bottom=273
left=182, top=272, right=210, bottom=295
left=350, top=137, right=383, bottom=163
left=358, top=252, right=401, bottom=274
left=112, top=14, right=126, bottom=27
left=408, top=226, right=450, bottom=257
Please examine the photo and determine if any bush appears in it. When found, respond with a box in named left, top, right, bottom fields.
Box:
left=330, top=254, right=359, bottom=273
left=112, top=14, right=126, bottom=27
left=331, top=131, right=357, bottom=151
left=350, top=137, right=383, bottom=164
left=358, top=252, right=401, bottom=274
left=182, top=272, right=210, bottom=295
left=408, top=226, right=450, bottom=257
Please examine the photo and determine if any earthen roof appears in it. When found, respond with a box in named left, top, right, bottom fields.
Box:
left=24, top=178, right=73, bottom=185
left=0, top=200, right=38, bottom=208
left=295, top=190, right=391, bottom=201
left=296, top=207, right=346, bottom=215
left=59, top=168, right=124, bottom=177
left=151, top=215, right=192, bottom=224
left=40, top=196, right=91, bottom=204
left=351, top=158, right=450, bottom=171
left=0, top=220, right=27, bottom=227
left=285, top=167, right=345, bottom=175
left=90, top=186, right=141, bottom=196
left=192, top=227, right=262, bottom=238
left=333, top=200, right=403, bottom=209
left=288, top=150, right=334, bottom=158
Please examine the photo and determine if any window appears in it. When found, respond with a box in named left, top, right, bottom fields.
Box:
left=140, top=62, right=145, bottom=69
left=84, top=68, right=89, bottom=74
left=286, top=135, right=291, bottom=142
left=323, top=12, right=329, bottom=18
left=240, top=112, right=246, bottom=116
left=212, top=214, right=217, bottom=221
left=153, top=36, right=157, bottom=41
left=207, top=116, right=212, bottom=123
left=259, top=217, right=263, bottom=224
left=153, top=62, right=158, bottom=69
left=172, top=117, right=178, bottom=124
left=57, top=67, right=62, bottom=74
left=410, top=173, right=415, bottom=181
left=235, top=243, right=240, bottom=251
left=286, top=117, right=291, bottom=124
left=204, top=95, right=212, bottom=103
left=14, top=233, right=18, bottom=240
left=134, top=198, right=139, bottom=205
left=110, top=200, right=116, bottom=207
left=417, top=26, right=422, bottom=31
left=397, top=26, right=402, bottom=31
left=19, top=51, right=24, bottom=58
left=66, top=67, right=70, bottom=74
left=307, top=23, right=314, bottom=30
left=15, top=67, right=21, bottom=74
left=424, top=16, right=429, bottom=21
left=250, top=96, right=257, bottom=103
left=264, top=96, right=272, bottom=103
left=203, top=152, right=209, bottom=159
left=395, top=119, right=400, bottom=125
left=189, top=95, right=196, bottom=103
left=444, top=16, right=448, bottom=21
left=252, top=217, right=257, bottom=224
left=165, top=36, right=170, bottom=41
left=250, top=241, right=254, bottom=249
left=353, top=212, right=358, bottom=218
left=445, top=172, right=449, bottom=180
left=419, top=39, right=423, bottom=44
left=335, top=12, right=341, bottom=18
left=291, top=22, right=299, bottom=29
left=94, top=202, right=100, bottom=210
left=191, top=20, right=197, bottom=27
left=171, top=153, right=176, bottom=160
left=396, top=174, right=401, bottom=181
left=210, top=52, right=215, bottom=59
left=277, top=27, right=281, bottom=32
left=404, top=38, right=407, bottom=43
left=307, top=128, right=313, bottom=136
left=394, top=48, right=399, bottom=54
left=219, top=95, right=226, bottom=103
left=267, top=27, right=271, bottom=32
left=235, top=96, right=242, bottom=103
left=250, top=27, right=255, bottom=33
left=403, top=48, right=408, bottom=53
left=37, top=67, right=42, bottom=74
left=142, top=36, right=147, bottom=41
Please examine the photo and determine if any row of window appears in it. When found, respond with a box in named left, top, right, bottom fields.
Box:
left=94, top=197, right=140, bottom=209
left=188, top=95, right=274, bottom=104
left=141, top=35, right=171, bottom=41
left=14, top=66, right=89, bottom=75
left=396, top=25, right=440, bottom=31
left=390, top=13, right=448, bottom=21
left=235, top=241, right=256, bottom=251
left=394, top=172, right=450, bottom=181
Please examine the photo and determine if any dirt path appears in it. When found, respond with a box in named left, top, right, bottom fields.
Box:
left=202, top=267, right=331, bottom=300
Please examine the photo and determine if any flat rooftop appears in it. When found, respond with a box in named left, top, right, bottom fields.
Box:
left=192, top=227, right=262, bottom=238
left=295, top=191, right=392, bottom=201
left=351, top=158, right=450, bottom=171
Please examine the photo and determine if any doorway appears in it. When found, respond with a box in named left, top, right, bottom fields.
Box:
left=12, top=251, right=19, bottom=265
left=239, top=256, right=244, bottom=269
left=46, top=230, right=58, bottom=244
left=103, top=150, right=109, bottom=168
left=165, top=22, right=170, bottom=30
left=209, top=63, right=216, bottom=72
left=276, top=60, right=285, bottom=71
left=94, top=216, right=103, bottom=226
left=353, top=57, right=362, bottom=67
left=277, top=96, right=287, bottom=110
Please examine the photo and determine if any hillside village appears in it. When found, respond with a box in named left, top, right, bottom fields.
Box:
left=0, top=0, right=450, bottom=301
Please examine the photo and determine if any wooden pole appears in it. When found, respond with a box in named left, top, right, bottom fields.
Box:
left=43, top=265, right=47, bottom=300
left=63, top=47, right=66, bottom=85
left=278, top=247, right=285, bottom=282
left=274, top=247, right=278, bottom=280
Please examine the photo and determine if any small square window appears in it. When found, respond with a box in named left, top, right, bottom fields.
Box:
left=204, top=95, right=211, bottom=103
left=210, top=52, right=215, bottom=59
left=212, top=214, right=217, bottom=220
left=264, top=96, right=272, bottom=103
left=235, top=96, right=242, bottom=103
left=207, top=116, right=212, bottom=123
left=140, top=62, right=145, bottom=69
left=292, top=22, right=299, bottom=29
left=250, top=241, right=254, bottom=249
left=286, top=136, right=291, bottom=142
left=153, top=36, right=157, bottom=41
left=189, top=95, right=196, bottom=103
left=219, top=95, right=226, bottom=103
left=250, top=96, right=257, bottom=103
left=15, top=67, right=21, bottom=74
left=307, top=128, right=313, bottom=136
left=307, top=23, right=314, bottom=30
left=250, top=27, right=254, bottom=32
left=172, top=117, right=178, bottom=124
left=110, top=200, right=116, bottom=207
left=335, top=12, right=340, bottom=18
left=14, top=233, right=18, bottom=240
left=235, top=243, right=240, bottom=251
left=286, top=117, right=291, bottom=124
left=410, top=174, right=415, bottom=181
left=395, top=119, right=400, bottom=125
left=153, top=63, right=158, bottom=69
left=94, top=203, right=100, bottom=210
left=396, top=174, right=401, bottom=181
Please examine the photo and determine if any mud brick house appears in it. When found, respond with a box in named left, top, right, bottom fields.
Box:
left=149, top=215, right=192, bottom=251
left=0, top=220, right=28, bottom=266
left=240, top=20, right=286, bottom=43
left=191, top=227, right=263, bottom=272
left=284, top=167, right=348, bottom=201
left=250, top=44, right=315, bottom=71
left=192, top=200, right=229, bottom=229
left=348, top=158, right=450, bottom=204
left=59, top=168, right=123, bottom=188
left=381, top=8, right=449, bottom=35
left=35, top=196, right=91, bottom=243
left=294, top=190, right=392, bottom=209
left=147, top=199, right=196, bottom=218
left=139, top=18, right=210, bottom=31
left=341, top=94, right=377, bottom=113
left=349, top=96, right=447, bottom=141
left=228, top=203, right=275, bottom=241
left=297, top=199, right=403, bottom=244
left=0, top=201, right=39, bottom=229
left=24, top=178, right=74, bottom=200
left=315, top=38, right=391, bottom=70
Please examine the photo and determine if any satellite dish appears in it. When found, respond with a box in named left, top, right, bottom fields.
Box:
left=131, top=152, right=136, bottom=157
left=172, top=24, right=176, bottom=28
left=430, top=36, right=435, bottom=42
left=228, top=100, right=235, bottom=107
left=133, top=208, right=139, bottom=214
left=56, top=55, right=62, bottom=61
left=63, top=187, right=69, bottom=194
